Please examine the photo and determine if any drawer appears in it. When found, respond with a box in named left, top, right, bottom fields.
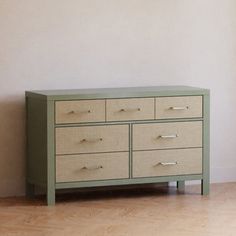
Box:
left=55, top=100, right=105, bottom=124
left=133, top=148, right=202, bottom=178
left=133, top=121, right=202, bottom=150
left=155, top=96, right=202, bottom=119
left=56, top=152, right=129, bottom=182
left=106, top=98, right=154, bottom=121
left=56, top=125, right=129, bottom=155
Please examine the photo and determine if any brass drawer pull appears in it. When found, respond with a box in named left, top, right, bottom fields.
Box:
left=68, top=110, right=91, bottom=114
left=158, top=134, right=179, bottom=139
left=81, top=165, right=103, bottom=170
left=80, top=138, right=103, bottom=143
left=155, top=162, right=178, bottom=166
left=169, top=106, right=189, bottom=110
left=119, top=108, right=141, bottom=112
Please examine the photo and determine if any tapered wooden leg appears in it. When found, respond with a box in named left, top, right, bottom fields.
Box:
left=26, top=182, right=35, bottom=198
left=201, top=179, right=209, bottom=195
left=177, top=181, right=185, bottom=192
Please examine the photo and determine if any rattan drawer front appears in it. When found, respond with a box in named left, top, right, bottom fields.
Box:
left=133, top=148, right=202, bottom=178
left=106, top=98, right=154, bottom=121
left=55, top=100, right=105, bottom=124
left=155, top=96, right=202, bottom=119
left=56, top=125, right=129, bottom=155
left=133, top=121, right=202, bottom=151
left=56, top=152, right=129, bottom=182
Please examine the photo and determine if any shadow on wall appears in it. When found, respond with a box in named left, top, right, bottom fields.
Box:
left=0, top=95, right=26, bottom=197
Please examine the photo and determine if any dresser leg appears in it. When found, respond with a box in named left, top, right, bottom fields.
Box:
left=47, top=187, right=55, bottom=206
left=177, top=181, right=185, bottom=192
left=26, top=182, right=35, bottom=198
left=201, top=179, right=209, bottom=195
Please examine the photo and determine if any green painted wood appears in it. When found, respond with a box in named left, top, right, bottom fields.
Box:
left=26, top=96, right=48, bottom=188
left=129, top=124, right=132, bottom=178
left=54, top=117, right=204, bottom=128
left=26, top=86, right=210, bottom=101
left=201, top=93, right=210, bottom=195
left=46, top=101, right=56, bottom=206
left=26, top=96, right=56, bottom=205
left=177, top=181, right=185, bottom=192
left=25, top=96, right=33, bottom=198
left=56, top=175, right=202, bottom=189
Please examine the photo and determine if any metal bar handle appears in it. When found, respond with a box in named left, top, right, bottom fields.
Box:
left=81, top=165, right=103, bottom=170
left=119, top=108, right=141, bottom=112
left=169, top=106, right=189, bottom=110
left=80, top=138, right=103, bottom=143
left=158, top=134, right=178, bottom=139
left=68, top=110, right=91, bottom=114
left=157, top=162, right=178, bottom=166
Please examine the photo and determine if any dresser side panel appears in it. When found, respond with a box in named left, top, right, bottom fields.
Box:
left=26, top=97, right=48, bottom=186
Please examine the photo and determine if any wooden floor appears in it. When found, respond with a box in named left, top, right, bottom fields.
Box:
left=1, top=183, right=236, bottom=236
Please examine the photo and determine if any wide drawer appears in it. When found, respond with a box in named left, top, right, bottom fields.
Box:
left=133, top=121, right=202, bottom=150
left=133, top=148, right=202, bottom=178
left=106, top=98, right=154, bottom=121
left=155, top=96, right=202, bottom=119
left=56, top=152, right=129, bottom=182
left=55, top=100, right=105, bottom=124
left=56, top=125, right=129, bottom=155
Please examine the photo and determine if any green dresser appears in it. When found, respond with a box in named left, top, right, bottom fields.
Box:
left=25, top=86, right=210, bottom=205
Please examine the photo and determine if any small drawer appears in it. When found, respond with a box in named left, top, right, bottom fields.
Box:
left=56, top=125, right=129, bottom=155
left=133, top=121, right=202, bottom=151
left=55, top=100, right=105, bottom=124
left=56, top=152, right=129, bottom=182
left=133, top=148, right=202, bottom=178
left=106, top=98, right=154, bottom=121
left=155, top=96, right=202, bottom=119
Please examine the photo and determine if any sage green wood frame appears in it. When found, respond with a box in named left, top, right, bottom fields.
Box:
left=26, top=86, right=210, bottom=205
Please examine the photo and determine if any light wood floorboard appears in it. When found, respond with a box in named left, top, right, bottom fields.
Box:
left=1, top=183, right=236, bottom=236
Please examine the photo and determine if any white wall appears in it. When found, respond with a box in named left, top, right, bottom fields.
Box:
left=0, top=0, right=236, bottom=196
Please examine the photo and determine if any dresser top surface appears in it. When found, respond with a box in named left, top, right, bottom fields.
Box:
left=26, top=86, right=209, bottom=100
